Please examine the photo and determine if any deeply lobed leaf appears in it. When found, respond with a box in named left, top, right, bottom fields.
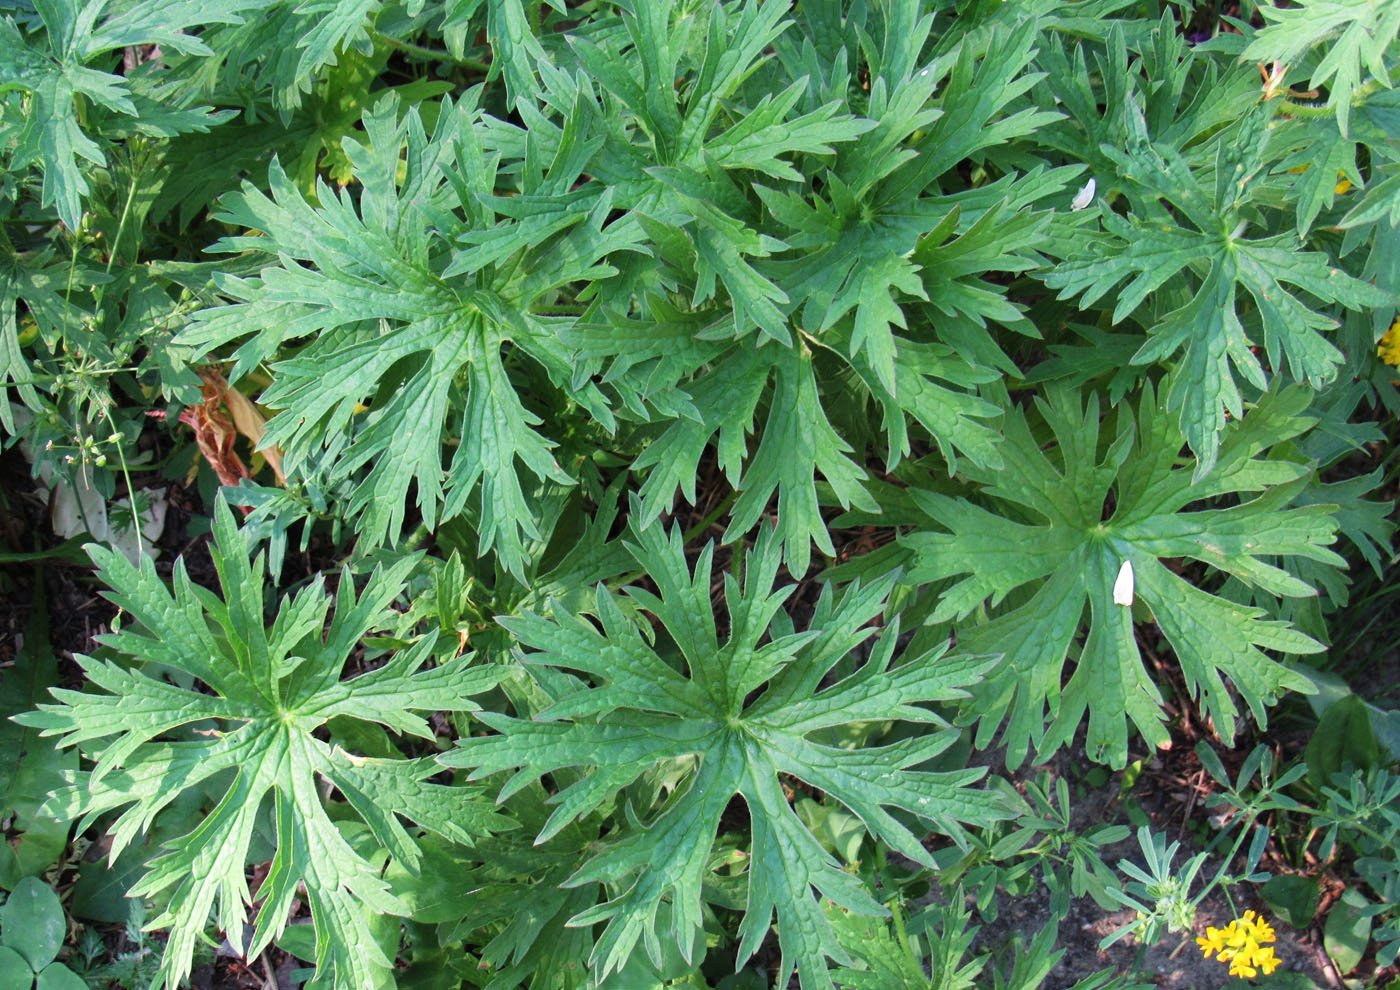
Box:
left=16, top=497, right=510, bottom=989
left=901, top=382, right=1342, bottom=768
left=441, top=519, right=1014, bottom=989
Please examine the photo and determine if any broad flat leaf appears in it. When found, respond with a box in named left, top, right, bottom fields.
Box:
left=1323, top=889, right=1374, bottom=975
left=0, top=949, right=30, bottom=987
left=1, top=876, right=64, bottom=971
left=35, top=963, right=88, bottom=990
left=16, top=496, right=510, bottom=990
left=1261, top=874, right=1320, bottom=928
left=901, top=382, right=1340, bottom=768
left=0, top=582, right=73, bottom=887
left=441, top=519, right=1013, bottom=989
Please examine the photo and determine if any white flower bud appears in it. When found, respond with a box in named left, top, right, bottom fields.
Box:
left=1071, top=178, right=1096, bottom=211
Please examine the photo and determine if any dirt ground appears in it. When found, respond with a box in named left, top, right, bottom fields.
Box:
left=964, top=741, right=1349, bottom=990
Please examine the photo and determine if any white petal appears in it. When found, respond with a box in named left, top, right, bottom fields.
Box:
left=1071, top=177, right=1096, bottom=211
left=1113, top=559, right=1134, bottom=606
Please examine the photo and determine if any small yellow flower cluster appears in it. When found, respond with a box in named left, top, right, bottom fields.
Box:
left=1379, top=315, right=1400, bottom=367
left=1196, top=910, right=1281, bottom=979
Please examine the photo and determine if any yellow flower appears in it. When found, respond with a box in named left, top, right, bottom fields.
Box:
left=1194, top=911, right=1280, bottom=981
left=1379, top=315, right=1400, bottom=367
left=1245, top=913, right=1276, bottom=944
left=1229, top=954, right=1259, bottom=979
left=1197, top=926, right=1228, bottom=958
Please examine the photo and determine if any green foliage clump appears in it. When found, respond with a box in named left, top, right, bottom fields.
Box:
left=1, top=0, right=1398, bottom=988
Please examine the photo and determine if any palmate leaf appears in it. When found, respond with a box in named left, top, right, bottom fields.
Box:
left=1272, top=117, right=1364, bottom=236
left=439, top=791, right=612, bottom=989
left=556, top=6, right=1065, bottom=572
left=827, top=896, right=985, bottom=990
left=0, top=0, right=261, bottom=230
left=15, top=497, right=509, bottom=990
left=154, top=0, right=455, bottom=112
left=1272, top=89, right=1400, bottom=235
left=288, top=0, right=380, bottom=93
left=183, top=1, right=366, bottom=113
left=441, top=0, right=555, bottom=110
left=440, top=519, right=1013, bottom=989
left=1033, top=16, right=1259, bottom=208
left=1240, top=0, right=1400, bottom=137
left=768, top=13, right=1059, bottom=403
left=901, top=382, right=1342, bottom=769
left=1044, top=101, right=1393, bottom=475
left=179, top=94, right=641, bottom=575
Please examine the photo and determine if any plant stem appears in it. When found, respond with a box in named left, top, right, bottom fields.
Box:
left=369, top=28, right=491, bottom=72
left=106, top=161, right=142, bottom=277
left=1278, top=75, right=1390, bottom=118
left=102, top=404, right=145, bottom=560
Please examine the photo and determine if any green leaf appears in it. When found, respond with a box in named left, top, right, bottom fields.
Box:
left=181, top=93, right=639, bottom=574
left=277, top=922, right=317, bottom=963
left=0, top=877, right=64, bottom=971
left=441, top=520, right=1012, bottom=989
left=722, top=346, right=877, bottom=577
left=901, top=382, right=1337, bottom=768
left=0, top=948, right=33, bottom=986
left=15, top=496, right=510, bottom=990
left=1323, top=889, right=1373, bottom=975
left=291, top=0, right=379, bottom=93
left=1271, top=116, right=1368, bottom=235
left=1241, top=0, right=1400, bottom=136
left=69, top=853, right=145, bottom=925
left=1305, top=694, right=1382, bottom=788
left=384, top=838, right=479, bottom=925
left=0, top=579, right=73, bottom=886
left=1044, top=101, right=1393, bottom=473
left=541, top=1, right=1021, bottom=570
left=0, top=0, right=261, bottom=229
left=600, top=901, right=706, bottom=986
left=829, top=897, right=986, bottom=990
left=35, top=964, right=87, bottom=990
left=706, top=80, right=873, bottom=182
left=1297, top=667, right=1400, bottom=764
left=483, top=0, right=548, bottom=110
left=1340, top=164, right=1400, bottom=229
left=456, top=854, right=601, bottom=989
left=1260, top=874, right=1320, bottom=928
